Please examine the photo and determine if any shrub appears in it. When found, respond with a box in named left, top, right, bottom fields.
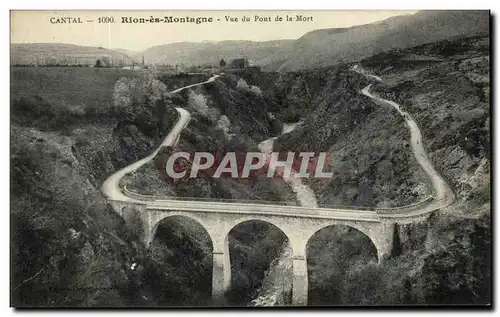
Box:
left=113, top=77, right=133, bottom=109
left=216, top=115, right=231, bottom=138
left=113, top=73, right=168, bottom=110
left=188, top=90, right=209, bottom=116
left=250, top=85, right=263, bottom=96
left=236, top=78, right=250, bottom=90
left=237, top=78, right=262, bottom=96
left=11, top=96, right=80, bottom=131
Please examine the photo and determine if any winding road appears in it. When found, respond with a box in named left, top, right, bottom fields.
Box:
left=101, top=69, right=455, bottom=222
left=361, top=84, right=453, bottom=203
left=101, top=75, right=218, bottom=203
left=360, top=83, right=455, bottom=217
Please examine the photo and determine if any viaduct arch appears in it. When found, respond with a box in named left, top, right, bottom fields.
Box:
left=226, top=219, right=290, bottom=304
left=305, top=224, right=379, bottom=304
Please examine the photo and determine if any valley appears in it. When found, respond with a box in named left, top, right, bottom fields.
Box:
left=10, top=10, right=491, bottom=308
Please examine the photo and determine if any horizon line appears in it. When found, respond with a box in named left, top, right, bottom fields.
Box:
left=10, top=11, right=419, bottom=52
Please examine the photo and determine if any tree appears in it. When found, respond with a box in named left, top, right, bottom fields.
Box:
left=188, top=90, right=209, bottom=116
left=94, top=59, right=103, bottom=68
left=113, top=77, right=132, bottom=108
left=101, top=56, right=111, bottom=67
left=217, top=115, right=231, bottom=137
left=219, top=59, right=226, bottom=68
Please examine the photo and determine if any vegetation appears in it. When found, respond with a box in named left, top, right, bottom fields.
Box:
left=11, top=67, right=140, bottom=116
left=271, top=65, right=430, bottom=208
left=283, top=35, right=490, bottom=306
left=10, top=43, right=132, bottom=67
left=269, top=11, right=488, bottom=71
left=10, top=67, right=178, bottom=306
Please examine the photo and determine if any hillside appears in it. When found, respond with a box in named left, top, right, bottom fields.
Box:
left=114, top=48, right=140, bottom=57
left=261, top=10, right=489, bottom=71
left=11, top=67, right=142, bottom=110
left=141, top=40, right=295, bottom=66
left=10, top=66, right=179, bottom=306
left=10, top=43, right=133, bottom=66
left=271, top=65, right=431, bottom=207
left=266, top=35, right=490, bottom=305
left=114, top=48, right=143, bottom=64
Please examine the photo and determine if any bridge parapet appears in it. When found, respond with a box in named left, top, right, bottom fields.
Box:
left=375, top=195, right=433, bottom=214
left=379, top=210, right=434, bottom=225
left=122, top=186, right=441, bottom=221
left=122, top=186, right=156, bottom=201
left=145, top=200, right=381, bottom=222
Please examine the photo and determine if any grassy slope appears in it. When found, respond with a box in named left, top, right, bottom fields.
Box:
left=11, top=43, right=133, bottom=66
left=11, top=67, right=140, bottom=109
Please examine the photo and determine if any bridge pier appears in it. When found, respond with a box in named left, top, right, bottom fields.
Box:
left=292, top=255, right=308, bottom=306
left=141, top=209, right=157, bottom=248
left=372, top=221, right=395, bottom=264
left=377, top=245, right=392, bottom=264
left=288, top=235, right=309, bottom=306
left=211, top=236, right=231, bottom=305
left=143, top=227, right=154, bottom=247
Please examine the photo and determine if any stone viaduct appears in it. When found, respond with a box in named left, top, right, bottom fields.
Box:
left=108, top=198, right=433, bottom=306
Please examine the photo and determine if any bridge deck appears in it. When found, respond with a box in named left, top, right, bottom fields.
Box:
left=145, top=199, right=382, bottom=222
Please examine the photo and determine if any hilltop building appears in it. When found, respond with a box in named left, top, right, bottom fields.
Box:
left=229, top=58, right=249, bottom=69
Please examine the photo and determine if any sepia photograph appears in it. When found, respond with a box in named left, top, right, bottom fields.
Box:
left=9, top=9, right=491, bottom=308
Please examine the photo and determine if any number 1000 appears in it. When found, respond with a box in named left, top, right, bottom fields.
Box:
left=98, top=17, right=115, bottom=23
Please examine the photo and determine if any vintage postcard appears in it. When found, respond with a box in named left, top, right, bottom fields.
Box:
left=10, top=10, right=491, bottom=307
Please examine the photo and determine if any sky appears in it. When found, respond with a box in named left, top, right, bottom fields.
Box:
left=11, top=10, right=418, bottom=51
